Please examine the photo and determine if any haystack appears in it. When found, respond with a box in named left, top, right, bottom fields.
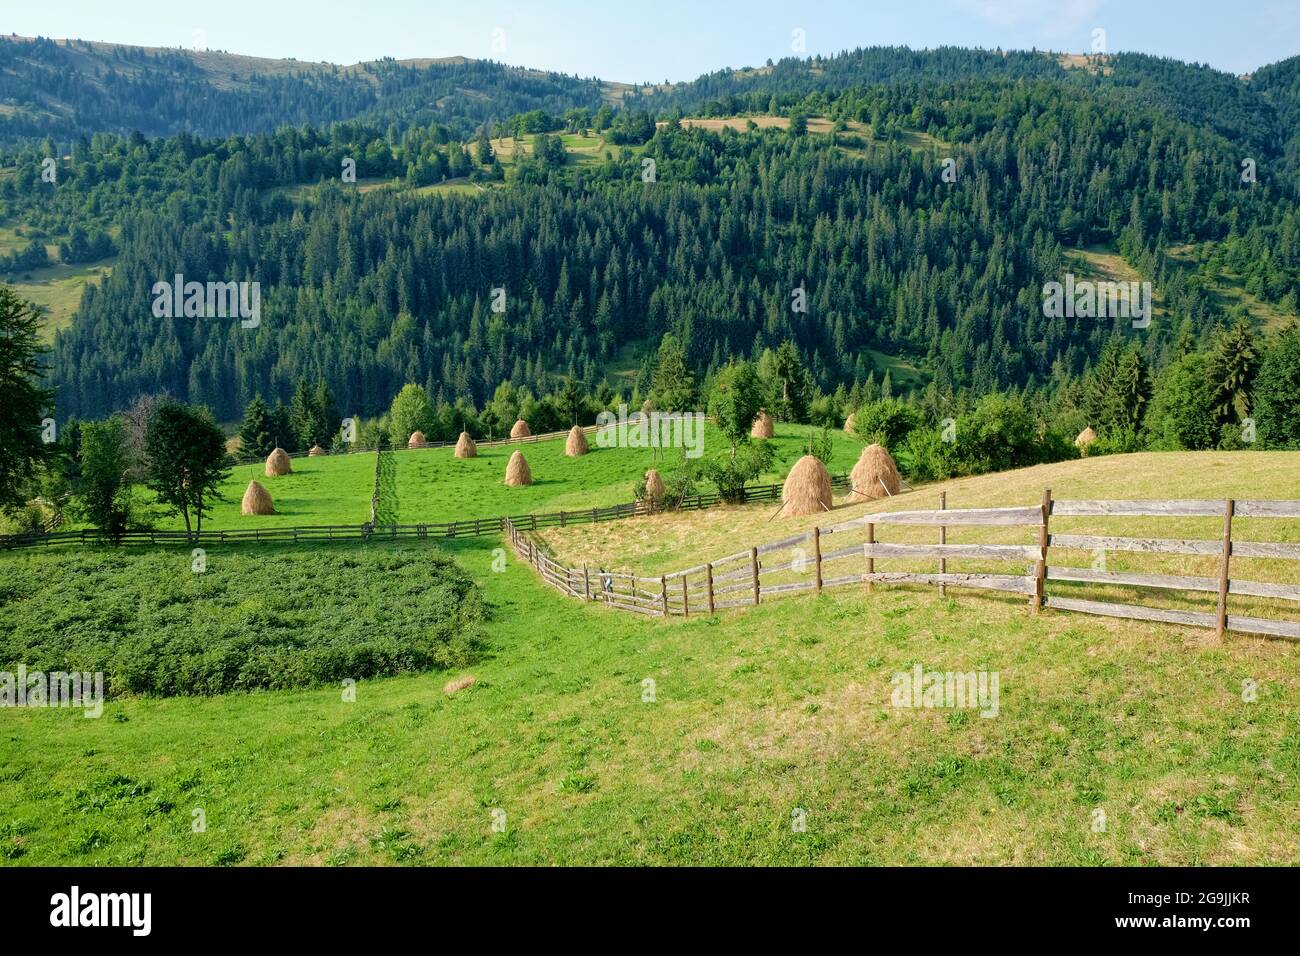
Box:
left=1075, top=426, right=1097, bottom=448
left=505, top=450, right=532, bottom=486
left=751, top=410, right=775, bottom=439
left=643, top=468, right=665, bottom=503
left=849, top=443, right=901, bottom=501
left=241, top=480, right=275, bottom=515
left=565, top=424, right=589, bottom=457
left=843, top=413, right=857, bottom=435
left=408, top=430, right=427, bottom=448
left=781, top=455, right=833, bottom=516
left=510, top=419, right=531, bottom=439
left=443, top=675, right=476, bottom=695
left=454, top=431, right=477, bottom=458
left=308, top=444, right=325, bottom=457
left=264, top=447, right=292, bottom=476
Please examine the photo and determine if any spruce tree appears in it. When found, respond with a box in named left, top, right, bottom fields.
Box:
left=237, top=395, right=275, bottom=459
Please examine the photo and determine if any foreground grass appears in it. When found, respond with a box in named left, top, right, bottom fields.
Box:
left=2, top=525, right=1297, bottom=865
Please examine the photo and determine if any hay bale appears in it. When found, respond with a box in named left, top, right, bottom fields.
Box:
left=505, top=450, right=532, bottom=486
left=849, top=444, right=901, bottom=501
left=781, top=455, right=833, bottom=516
left=843, top=413, right=857, bottom=435
left=644, top=468, right=665, bottom=503
left=443, top=675, right=476, bottom=695
left=510, top=419, right=531, bottom=439
left=408, top=430, right=427, bottom=448
left=564, top=424, right=589, bottom=457
left=241, top=480, right=275, bottom=515
left=264, top=447, right=292, bottom=476
left=751, top=410, right=775, bottom=439
left=1075, top=426, right=1097, bottom=448
left=308, top=444, right=325, bottom=457
left=454, top=431, right=477, bottom=458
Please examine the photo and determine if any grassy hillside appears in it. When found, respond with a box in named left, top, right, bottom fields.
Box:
left=148, top=423, right=862, bottom=531
left=538, top=450, right=1300, bottom=621
left=2, top=452, right=1298, bottom=865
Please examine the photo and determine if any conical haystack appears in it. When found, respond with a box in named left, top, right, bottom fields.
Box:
left=644, top=468, right=665, bottom=504
left=505, top=450, right=532, bottom=486
left=510, top=419, right=531, bottom=439
left=264, top=447, right=292, bottom=476
left=454, top=431, right=477, bottom=458
left=849, top=443, right=901, bottom=501
left=408, top=430, right=427, bottom=448
left=241, top=480, right=275, bottom=515
left=781, top=455, right=833, bottom=517
left=308, top=444, right=325, bottom=457
left=1075, top=426, right=1097, bottom=448
left=565, top=424, right=589, bottom=457
left=751, top=410, right=775, bottom=439
left=843, top=413, right=857, bottom=435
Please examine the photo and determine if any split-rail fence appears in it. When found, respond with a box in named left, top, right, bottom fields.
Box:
left=507, top=490, right=1300, bottom=643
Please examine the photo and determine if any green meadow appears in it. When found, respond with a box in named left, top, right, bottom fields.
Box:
left=2, top=521, right=1297, bottom=865
left=154, top=423, right=864, bottom=531
left=4, top=441, right=1299, bottom=866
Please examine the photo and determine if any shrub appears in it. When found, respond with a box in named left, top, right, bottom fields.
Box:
left=0, top=546, right=488, bottom=697
left=853, top=398, right=921, bottom=450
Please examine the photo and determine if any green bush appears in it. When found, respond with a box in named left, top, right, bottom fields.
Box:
left=0, top=546, right=487, bottom=697
left=853, top=398, right=921, bottom=450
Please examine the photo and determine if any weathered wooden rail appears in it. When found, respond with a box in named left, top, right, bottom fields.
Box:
left=1, top=476, right=847, bottom=551
left=508, top=491, right=1300, bottom=643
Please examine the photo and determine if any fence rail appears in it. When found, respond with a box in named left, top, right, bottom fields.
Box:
left=507, top=490, right=1300, bottom=643
left=0, top=475, right=847, bottom=551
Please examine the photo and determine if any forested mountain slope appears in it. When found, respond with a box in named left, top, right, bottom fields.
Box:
left=2, top=40, right=1299, bottom=425
left=0, top=35, right=607, bottom=143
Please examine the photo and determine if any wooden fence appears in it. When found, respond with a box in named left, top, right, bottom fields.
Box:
left=508, top=490, right=1300, bottom=643
left=0, top=476, right=848, bottom=551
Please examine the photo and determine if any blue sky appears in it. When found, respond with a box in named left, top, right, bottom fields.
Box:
left=7, top=0, right=1299, bottom=81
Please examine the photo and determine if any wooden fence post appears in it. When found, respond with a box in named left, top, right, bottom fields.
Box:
left=660, top=576, right=669, bottom=616
left=865, top=523, right=875, bottom=593
left=1217, top=498, right=1234, bottom=641
left=751, top=547, right=760, bottom=605
left=938, top=491, right=947, bottom=598
left=1031, top=488, right=1052, bottom=614
left=583, top=563, right=591, bottom=601
left=813, top=526, right=823, bottom=593
left=682, top=576, right=689, bottom=617
left=706, top=563, right=715, bottom=614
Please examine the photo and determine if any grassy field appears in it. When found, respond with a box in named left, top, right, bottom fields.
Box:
left=3, top=451, right=1298, bottom=865
left=538, top=450, right=1300, bottom=620
left=7, top=258, right=114, bottom=342
left=151, top=423, right=862, bottom=531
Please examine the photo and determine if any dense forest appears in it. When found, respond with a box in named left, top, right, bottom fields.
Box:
left=2, top=40, right=1300, bottom=449
left=0, top=35, right=606, bottom=144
